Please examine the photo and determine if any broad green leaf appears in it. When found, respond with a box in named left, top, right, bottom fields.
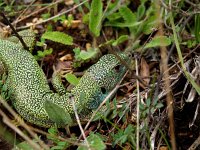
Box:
left=119, top=6, right=136, bottom=23
left=119, top=6, right=137, bottom=34
left=144, top=36, right=171, bottom=49
left=44, top=100, right=73, bottom=126
left=89, top=0, right=103, bottom=37
left=42, top=31, right=73, bottom=45
left=77, top=133, right=106, bottom=150
left=65, top=73, right=79, bottom=86
left=79, top=48, right=98, bottom=60
left=112, top=35, right=129, bottom=46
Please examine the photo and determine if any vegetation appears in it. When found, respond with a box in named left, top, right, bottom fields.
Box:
left=0, top=0, right=199, bottom=149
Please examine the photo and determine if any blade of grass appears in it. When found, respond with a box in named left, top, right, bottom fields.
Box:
left=169, top=11, right=200, bottom=95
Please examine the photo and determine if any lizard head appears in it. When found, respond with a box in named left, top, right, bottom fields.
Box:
left=77, top=53, right=130, bottom=110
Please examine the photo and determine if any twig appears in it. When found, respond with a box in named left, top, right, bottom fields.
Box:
left=135, top=55, right=140, bottom=150
left=71, top=97, right=91, bottom=150
left=17, top=0, right=89, bottom=30
left=166, top=44, right=200, bottom=75
left=13, top=0, right=64, bottom=25
left=30, top=127, right=87, bottom=147
left=0, top=97, right=49, bottom=150
left=13, top=0, right=37, bottom=26
left=0, top=11, right=28, bottom=50
left=157, top=1, right=177, bottom=149
left=188, top=133, right=200, bottom=150
left=0, top=109, right=41, bottom=150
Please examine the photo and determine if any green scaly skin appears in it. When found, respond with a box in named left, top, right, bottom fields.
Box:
left=0, top=30, right=128, bottom=127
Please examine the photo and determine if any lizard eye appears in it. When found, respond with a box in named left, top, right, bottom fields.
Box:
left=114, top=64, right=121, bottom=73
left=101, top=87, right=107, bottom=94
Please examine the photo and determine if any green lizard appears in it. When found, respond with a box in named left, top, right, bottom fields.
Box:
left=0, top=30, right=128, bottom=127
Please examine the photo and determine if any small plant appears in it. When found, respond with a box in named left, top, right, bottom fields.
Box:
left=111, top=124, right=136, bottom=148
left=0, top=73, right=12, bottom=101
left=35, top=31, right=73, bottom=60
left=140, top=98, right=164, bottom=118
left=47, top=127, right=70, bottom=150
left=65, top=73, right=80, bottom=86
left=72, top=47, right=99, bottom=68
left=77, top=132, right=106, bottom=150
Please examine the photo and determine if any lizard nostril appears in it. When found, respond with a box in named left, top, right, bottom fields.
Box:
left=101, top=87, right=107, bottom=94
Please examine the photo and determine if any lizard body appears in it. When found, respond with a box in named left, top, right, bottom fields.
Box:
left=0, top=30, right=128, bottom=127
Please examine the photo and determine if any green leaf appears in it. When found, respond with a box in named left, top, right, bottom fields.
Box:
left=42, top=31, right=73, bottom=45
left=48, top=127, right=58, bottom=135
left=144, top=36, right=171, bottom=49
left=137, top=4, right=145, bottom=20
left=82, top=13, right=90, bottom=24
left=15, top=141, right=34, bottom=150
left=152, top=98, right=158, bottom=106
left=38, top=48, right=53, bottom=57
left=79, top=48, right=98, bottom=60
left=73, top=47, right=81, bottom=56
left=119, top=6, right=136, bottom=23
left=50, top=141, right=69, bottom=150
left=112, top=35, right=129, bottom=46
left=156, top=103, right=164, bottom=109
left=44, top=100, right=73, bottom=126
left=89, top=0, right=103, bottom=37
left=99, top=39, right=115, bottom=47
left=65, top=73, right=79, bottom=86
left=41, top=13, right=51, bottom=20
left=106, top=12, right=121, bottom=21
left=47, top=127, right=59, bottom=143
left=34, top=48, right=53, bottom=60
left=141, top=6, right=158, bottom=35
left=78, top=133, right=106, bottom=150
left=124, top=124, right=135, bottom=134
left=119, top=6, right=137, bottom=34
left=146, top=98, right=151, bottom=107
left=100, top=35, right=129, bottom=47
left=53, top=15, right=67, bottom=23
